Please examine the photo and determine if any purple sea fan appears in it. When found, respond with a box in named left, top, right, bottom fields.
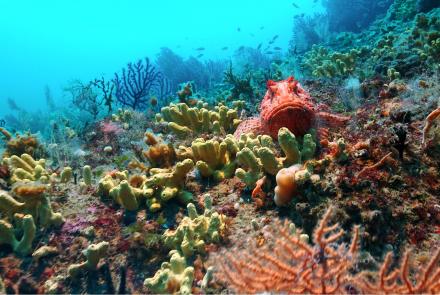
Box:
left=114, top=57, right=167, bottom=110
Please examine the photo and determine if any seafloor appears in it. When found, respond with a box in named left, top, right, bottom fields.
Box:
left=0, top=1, right=440, bottom=294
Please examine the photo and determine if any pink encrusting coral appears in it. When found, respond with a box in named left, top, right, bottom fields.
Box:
left=234, top=77, right=350, bottom=139
left=100, top=121, right=124, bottom=142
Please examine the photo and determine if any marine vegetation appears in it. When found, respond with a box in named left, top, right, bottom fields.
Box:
left=0, top=1, right=439, bottom=294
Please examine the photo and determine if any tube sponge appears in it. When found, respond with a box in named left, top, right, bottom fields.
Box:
left=68, top=241, right=109, bottom=278
left=191, top=138, right=236, bottom=181
left=83, top=165, right=92, bottom=186
left=0, top=214, right=36, bottom=256
left=144, top=250, right=194, bottom=295
left=60, top=167, right=72, bottom=183
left=163, top=195, right=225, bottom=258
left=109, top=180, right=140, bottom=211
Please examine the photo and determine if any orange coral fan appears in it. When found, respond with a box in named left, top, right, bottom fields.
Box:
left=213, top=206, right=359, bottom=294
left=355, top=249, right=440, bottom=293
left=357, top=152, right=394, bottom=178
left=422, top=107, right=440, bottom=148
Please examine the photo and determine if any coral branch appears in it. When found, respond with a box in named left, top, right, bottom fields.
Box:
left=357, top=152, right=393, bottom=178
left=422, top=107, right=440, bottom=147
left=212, top=206, right=358, bottom=294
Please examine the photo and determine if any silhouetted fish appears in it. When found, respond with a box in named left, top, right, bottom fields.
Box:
left=292, top=2, right=299, bottom=8
left=272, top=35, right=279, bottom=40
left=197, top=54, right=204, bottom=58
left=260, top=26, right=264, bottom=30
left=238, top=46, right=245, bottom=51
left=250, top=33, right=255, bottom=37
left=0, top=119, right=5, bottom=127
left=237, top=27, right=241, bottom=32
left=265, top=51, right=274, bottom=54
left=274, top=47, right=282, bottom=50
left=221, top=46, right=228, bottom=50
left=195, top=47, right=205, bottom=51
left=269, top=40, right=274, bottom=45
left=257, top=43, right=262, bottom=50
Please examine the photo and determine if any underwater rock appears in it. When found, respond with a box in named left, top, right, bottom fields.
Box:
left=417, top=0, right=440, bottom=12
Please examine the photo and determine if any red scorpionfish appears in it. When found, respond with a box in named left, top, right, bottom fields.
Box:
left=234, top=77, right=350, bottom=140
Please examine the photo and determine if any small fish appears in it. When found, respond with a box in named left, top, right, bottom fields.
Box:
left=257, top=43, right=262, bottom=50
left=269, top=40, right=274, bottom=45
left=292, top=2, right=299, bottom=8
left=260, top=26, right=264, bottom=30
left=265, top=51, right=274, bottom=55
left=250, top=33, right=255, bottom=37
left=272, top=35, right=279, bottom=40
left=197, top=54, right=204, bottom=58
left=0, top=119, right=5, bottom=127
left=274, top=46, right=282, bottom=50
left=195, top=47, right=205, bottom=51
left=221, top=46, right=228, bottom=50
left=238, top=46, right=245, bottom=51
left=237, top=27, right=241, bottom=32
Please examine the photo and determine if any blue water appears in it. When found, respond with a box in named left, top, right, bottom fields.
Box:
left=0, top=0, right=322, bottom=117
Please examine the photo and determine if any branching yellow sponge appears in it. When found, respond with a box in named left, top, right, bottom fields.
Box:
left=68, top=241, right=109, bottom=278
left=4, top=153, right=49, bottom=183
left=0, top=214, right=36, bottom=256
left=235, top=128, right=317, bottom=188
left=144, top=159, right=194, bottom=211
left=109, top=180, right=142, bottom=211
left=303, top=45, right=363, bottom=78
left=158, top=102, right=241, bottom=138
left=163, top=195, right=225, bottom=258
left=1, top=187, right=64, bottom=228
left=144, top=250, right=194, bottom=295
left=98, top=160, right=194, bottom=212
left=190, top=138, right=237, bottom=181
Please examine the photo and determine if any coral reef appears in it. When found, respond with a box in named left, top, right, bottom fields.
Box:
left=1, top=3, right=440, bottom=294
